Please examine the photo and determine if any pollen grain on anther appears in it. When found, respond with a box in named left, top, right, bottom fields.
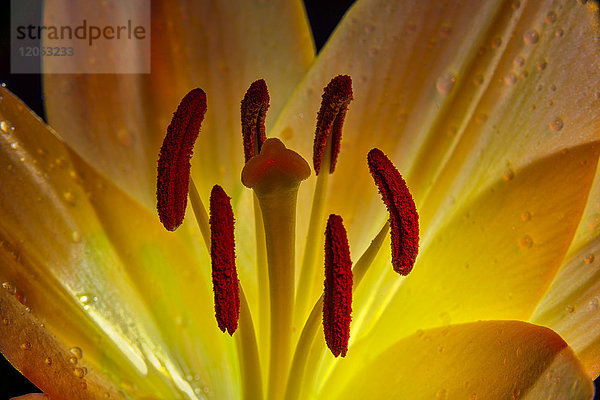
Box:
left=323, top=214, right=353, bottom=357
left=241, top=79, right=270, bottom=162
left=210, top=185, right=240, bottom=335
left=313, top=75, right=353, bottom=175
left=367, top=148, right=419, bottom=275
left=157, top=88, right=207, bottom=231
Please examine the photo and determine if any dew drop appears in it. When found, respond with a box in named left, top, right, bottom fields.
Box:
left=537, top=59, right=547, bottom=71
left=546, top=11, right=557, bottom=24
left=10, top=142, right=19, bottom=150
left=1, top=83, right=6, bottom=88
left=585, top=254, right=595, bottom=264
left=2, top=281, right=16, bottom=295
left=566, top=305, right=575, bottom=314
left=475, top=113, right=488, bottom=124
left=519, top=235, right=533, bottom=249
left=549, top=117, right=563, bottom=132
left=521, top=211, right=532, bottom=222
left=0, top=121, right=10, bottom=133
left=438, top=24, right=452, bottom=39
left=472, top=74, right=484, bottom=86
left=491, top=37, right=502, bottom=49
left=503, top=168, right=515, bottom=181
left=555, top=28, right=564, bottom=38
left=73, top=366, right=87, bottom=378
left=21, top=342, right=31, bottom=350
left=504, top=71, right=517, bottom=86
left=523, top=29, right=539, bottom=45
left=513, top=55, right=525, bottom=68
left=436, top=72, right=456, bottom=95
left=63, top=191, right=76, bottom=205
left=588, top=298, right=599, bottom=311
left=549, top=83, right=557, bottom=92
left=45, top=357, right=52, bottom=365
left=71, top=231, right=82, bottom=243
left=364, top=24, right=375, bottom=34
left=70, top=346, right=83, bottom=359
left=2, top=318, right=9, bottom=325
left=69, top=356, right=78, bottom=365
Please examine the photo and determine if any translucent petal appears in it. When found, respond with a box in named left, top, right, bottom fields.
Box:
left=316, top=142, right=599, bottom=392
left=272, top=0, right=600, bottom=258
left=0, top=87, right=238, bottom=399
left=42, top=0, right=315, bottom=209
left=327, top=321, right=593, bottom=400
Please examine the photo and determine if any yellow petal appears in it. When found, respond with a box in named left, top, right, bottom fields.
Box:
left=42, top=0, right=315, bottom=209
left=271, top=0, right=600, bottom=255
left=328, top=321, right=593, bottom=400
left=0, top=87, right=238, bottom=398
left=531, top=238, right=600, bottom=379
left=320, top=141, right=599, bottom=391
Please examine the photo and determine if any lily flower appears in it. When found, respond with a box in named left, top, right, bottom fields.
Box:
left=2, top=0, right=600, bottom=398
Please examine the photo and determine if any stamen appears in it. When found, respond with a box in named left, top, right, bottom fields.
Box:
left=157, top=88, right=207, bottom=231
left=323, top=214, right=353, bottom=358
left=313, top=75, right=353, bottom=174
left=241, top=79, right=270, bottom=162
left=209, top=185, right=240, bottom=335
left=367, top=148, right=419, bottom=275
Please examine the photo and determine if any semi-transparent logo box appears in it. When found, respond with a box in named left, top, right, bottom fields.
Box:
left=11, top=0, right=150, bottom=74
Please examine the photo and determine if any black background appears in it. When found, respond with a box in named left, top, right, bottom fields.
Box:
left=1, top=0, right=600, bottom=398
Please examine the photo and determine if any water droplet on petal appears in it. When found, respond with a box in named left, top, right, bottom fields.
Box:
left=549, top=117, right=563, bottom=132
left=584, top=254, right=595, bottom=264
left=74, top=367, right=86, bottom=378
left=21, top=342, right=31, bottom=350
left=2, top=282, right=16, bottom=295
left=523, top=29, right=539, bottom=45
left=2, top=318, right=9, bottom=325
left=521, top=211, right=531, bottom=222
left=566, top=305, right=575, bottom=314
left=546, top=11, right=557, bottom=24
left=0, top=121, right=10, bottom=133
left=436, top=72, right=456, bottom=95
left=555, top=28, right=564, bottom=38
left=71, top=231, right=82, bottom=243
left=491, top=37, right=502, bottom=49
left=513, top=56, right=525, bottom=68
left=504, top=71, right=517, bottom=85
left=364, top=24, right=375, bottom=34
left=70, top=346, right=83, bottom=359
left=503, top=168, right=514, bottom=181
left=519, top=235, right=533, bottom=249
left=10, top=142, right=19, bottom=150
left=473, top=74, right=484, bottom=86
left=438, top=24, right=452, bottom=38
left=588, top=298, right=599, bottom=311
left=45, top=357, right=52, bottom=365
left=69, top=356, right=78, bottom=365
left=63, top=191, right=76, bottom=205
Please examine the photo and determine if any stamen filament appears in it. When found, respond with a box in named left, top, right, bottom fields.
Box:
left=285, top=221, right=390, bottom=400
left=295, top=140, right=331, bottom=327
left=189, top=180, right=263, bottom=399
left=236, top=286, right=264, bottom=400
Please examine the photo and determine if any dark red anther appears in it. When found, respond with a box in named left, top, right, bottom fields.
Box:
left=323, top=214, right=353, bottom=357
left=367, top=148, right=419, bottom=275
left=241, top=79, right=270, bottom=162
left=157, top=88, right=207, bottom=231
left=209, top=185, right=240, bottom=335
left=313, top=75, right=353, bottom=175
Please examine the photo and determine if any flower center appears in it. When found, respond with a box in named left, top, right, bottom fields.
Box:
left=155, top=76, right=419, bottom=400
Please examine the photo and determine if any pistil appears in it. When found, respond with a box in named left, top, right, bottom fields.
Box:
left=242, top=138, right=310, bottom=400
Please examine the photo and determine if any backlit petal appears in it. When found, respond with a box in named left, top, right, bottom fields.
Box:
left=0, top=87, right=238, bottom=398
left=329, top=321, right=593, bottom=400
left=272, top=0, right=600, bottom=258
left=319, top=142, right=599, bottom=392
left=43, top=0, right=315, bottom=209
